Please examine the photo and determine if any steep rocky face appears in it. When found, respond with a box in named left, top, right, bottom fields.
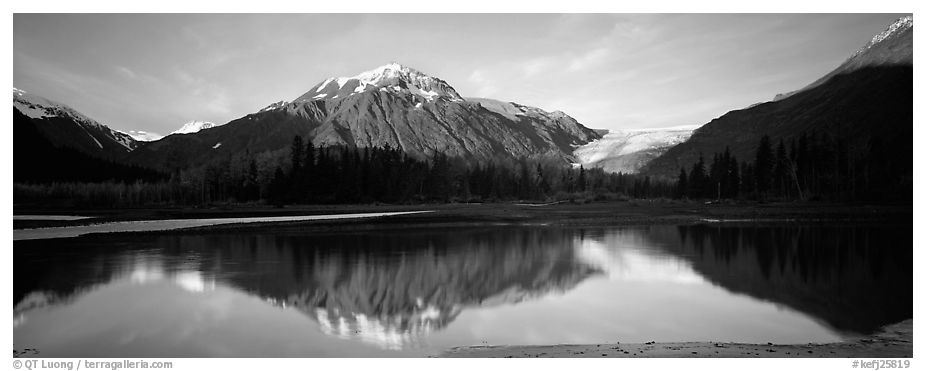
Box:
left=281, top=92, right=599, bottom=160
left=13, top=87, right=138, bottom=157
left=642, top=17, right=913, bottom=179
left=574, top=125, right=698, bottom=174
left=129, top=63, right=600, bottom=170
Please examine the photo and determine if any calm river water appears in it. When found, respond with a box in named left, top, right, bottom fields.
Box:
left=13, top=222, right=911, bottom=357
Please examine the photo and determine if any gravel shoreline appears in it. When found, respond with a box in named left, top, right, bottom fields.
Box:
left=442, top=319, right=912, bottom=358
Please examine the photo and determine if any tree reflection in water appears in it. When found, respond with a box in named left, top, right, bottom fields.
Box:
left=14, top=222, right=911, bottom=352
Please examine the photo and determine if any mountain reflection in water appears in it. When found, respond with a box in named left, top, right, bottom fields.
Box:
left=14, top=223, right=911, bottom=357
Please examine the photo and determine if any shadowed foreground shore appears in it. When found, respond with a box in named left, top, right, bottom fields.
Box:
left=14, top=201, right=912, bottom=231
left=442, top=319, right=912, bottom=358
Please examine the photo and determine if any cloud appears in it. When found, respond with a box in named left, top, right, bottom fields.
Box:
left=170, top=68, right=233, bottom=116
left=114, top=65, right=166, bottom=87
left=567, top=47, right=612, bottom=72
left=201, top=91, right=232, bottom=116
left=467, top=70, right=497, bottom=97
left=114, top=66, right=137, bottom=80
left=549, top=14, right=629, bottom=42
left=522, top=57, right=554, bottom=78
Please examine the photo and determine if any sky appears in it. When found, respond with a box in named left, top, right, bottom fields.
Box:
left=13, top=13, right=909, bottom=135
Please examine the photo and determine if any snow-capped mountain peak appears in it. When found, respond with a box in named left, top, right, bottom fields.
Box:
left=857, top=15, right=912, bottom=55
left=13, top=87, right=138, bottom=151
left=352, top=62, right=423, bottom=86
left=295, top=62, right=463, bottom=103
left=171, top=120, right=220, bottom=135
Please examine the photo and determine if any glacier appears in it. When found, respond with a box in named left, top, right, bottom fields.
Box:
left=574, top=125, right=699, bottom=174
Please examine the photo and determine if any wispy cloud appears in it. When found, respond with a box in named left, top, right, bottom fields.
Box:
left=567, top=47, right=612, bottom=72
left=14, top=13, right=907, bottom=132
left=171, top=68, right=233, bottom=116
left=467, top=70, right=497, bottom=98
left=522, top=57, right=553, bottom=78
left=114, top=66, right=137, bottom=80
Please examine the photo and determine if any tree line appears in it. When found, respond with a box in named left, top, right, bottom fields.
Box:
left=16, top=131, right=909, bottom=208
left=16, top=135, right=676, bottom=208
left=674, top=132, right=911, bottom=202
left=250, top=136, right=675, bottom=205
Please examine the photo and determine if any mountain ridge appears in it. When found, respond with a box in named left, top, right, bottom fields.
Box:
left=773, top=16, right=912, bottom=101
left=13, top=87, right=139, bottom=157
left=171, top=120, right=220, bottom=135
left=641, top=16, right=912, bottom=180
left=128, top=63, right=601, bottom=170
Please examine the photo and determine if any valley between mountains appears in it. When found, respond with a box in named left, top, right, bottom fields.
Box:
left=14, top=16, right=912, bottom=207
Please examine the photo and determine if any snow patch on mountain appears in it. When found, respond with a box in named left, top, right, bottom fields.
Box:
left=13, top=87, right=138, bottom=151
left=774, top=16, right=912, bottom=101
left=132, top=63, right=602, bottom=167
left=296, top=62, right=463, bottom=103
left=171, top=120, right=221, bottom=135
left=857, top=15, right=912, bottom=56
left=468, top=98, right=579, bottom=125
left=14, top=87, right=99, bottom=127
left=575, top=125, right=699, bottom=174
left=121, top=130, right=164, bottom=142
left=260, top=101, right=288, bottom=112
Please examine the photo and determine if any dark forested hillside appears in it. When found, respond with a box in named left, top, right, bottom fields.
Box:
left=673, top=132, right=911, bottom=202
left=14, top=109, right=164, bottom=184
left=643, top=17, right=912, bottom=183
left=643, top=65, right=912, bottom=184
left=13, top=88, right=138, bottom=158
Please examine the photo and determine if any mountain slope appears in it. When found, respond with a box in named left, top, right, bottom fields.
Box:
left=13, top=88, right=138, bottom=158
left=14, top=109, right=162, bottom=183
left=774, top=16, right=912, bottom=101
left=170, top=120, right=220, bottom=135
left=122, top=130, right=163, bottom=142
left=129, top=63, right=600, bottom=170
left=574, top=125, right=698, bottom=174
left=642, top=17, right=913, bottom=179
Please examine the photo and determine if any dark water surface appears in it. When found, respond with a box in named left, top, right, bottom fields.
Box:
left=14, top=222, right=911, bottom=357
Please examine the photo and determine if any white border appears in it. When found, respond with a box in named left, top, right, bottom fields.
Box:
left=4, top=1, right=921, bottom=371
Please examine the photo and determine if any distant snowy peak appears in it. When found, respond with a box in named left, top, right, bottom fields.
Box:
left=13, top=87, right=137, bottom=151
left=123, top=130, right=164, bottom=142
left=295, top=62, right=463, bottom=103
left=171, top=120, right=221, bottom=135
left=575, top=125, right=699, bottom=174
